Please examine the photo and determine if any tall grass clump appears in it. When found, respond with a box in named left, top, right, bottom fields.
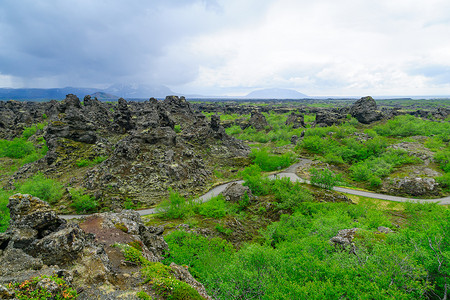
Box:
left=250, top=148, right=295, bottom=171
left=373, top=114, right=450, bottom=140
left=71, top=188, right=98, bottom=213
left=156, top=190, right=199, bottom=220
left=0, top=189, right=10, bottom=232
left=18, top=173, right=64, bottom=204
left=0, top=138, right=35, bottom=159
left=309, top=168, right=342, bottom=190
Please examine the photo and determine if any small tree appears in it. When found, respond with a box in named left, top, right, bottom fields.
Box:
left=309, top=167, right=341, bottom=190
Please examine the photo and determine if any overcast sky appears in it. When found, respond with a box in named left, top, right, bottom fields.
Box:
left=1, top=0, right=449, bottom=96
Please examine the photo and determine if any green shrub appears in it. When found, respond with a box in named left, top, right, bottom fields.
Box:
left=196, top=195, right=230, bottom=218
left=0, top=189, right=10, bottom=232
left=271, top=177, right=313, bottom=210
left=309, top=168, right=341, bottom=190
left=240, top=165, right=271, bottom=196
left=22, top=125, right=37, bottom=140
left=163, top=230, right=235, bottom=279
left=174, top=124, right=182, bottom=133
left=156, top=190, right=198, bottom=220
left=118, top=243, right=204, bottom=300
left=251, top=148, right=294, bottom=171
left=75, top=156, right=107, bottom=168
left=18, top=173, right=64, bottom=204
left=11, top=274, right=78, bottom=299
left=0, top=138, right=35, bottom=159
left=350, top=163, right=372, bottom=182
left=434, top=150, right=450, bottom=173
left=71, top=189, right=98, bottom=213
left=436, top=173, right=450, bottom=191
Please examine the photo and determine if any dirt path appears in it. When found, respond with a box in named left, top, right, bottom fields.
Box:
left=60, top=159, right=450, bottom=220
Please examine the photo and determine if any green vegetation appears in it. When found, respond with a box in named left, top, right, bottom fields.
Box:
left=0, top=123, right=48, bottom=171
left=75, top=155, right=107, bottom=167
left=0, top=189, right=10, bottom=232
left=156, top=190, right=199, bottom=220
left=164, top=179, right=450, bottom=299
left=225, top=111, right=311, bottom=146
left=309, top=167, right=342, bottom=189
left=373, top=115, right=450, bottom=140
left=156, top=191, right=251, bottom=221
left=174, top=124, right=182, bottom=133
left=70, top=188, right=98, bottom=213
left=118, top=243, right=204, bottom=300
left=18, top=173, right=64, bottom=204
left=250, top=148, right=294, bottom=171
left=10, top=274, right=78, bottom=299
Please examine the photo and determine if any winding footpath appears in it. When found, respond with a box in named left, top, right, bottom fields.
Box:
left=60, top=160, right=450, bottom=220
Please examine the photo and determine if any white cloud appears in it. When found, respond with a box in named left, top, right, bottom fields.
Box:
left=0, top=0, right=449, bottom=96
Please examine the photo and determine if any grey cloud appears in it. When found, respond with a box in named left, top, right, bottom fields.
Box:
left=0, top=0, right=270, bottom=88
left=409, top=65, right=450, bottom=84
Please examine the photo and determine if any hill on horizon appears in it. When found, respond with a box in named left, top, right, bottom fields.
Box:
left=245, top=88, right=308, bottom=99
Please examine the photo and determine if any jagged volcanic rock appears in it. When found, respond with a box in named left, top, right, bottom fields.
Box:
left=349, top=96, right=384, bottom=124
left=1, top=95, right=250, bottom=208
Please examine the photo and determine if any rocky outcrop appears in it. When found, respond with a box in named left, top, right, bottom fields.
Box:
left=329, top=228, right=359, bottom=252
left=0, top=194, right=207, bottom=299
left=3, top=94, right=250, bottom=209
left=285, top=112, right=305, bottom=128
left=349, top=96, right=383, bottom=124
left=0, top=194, right=92, bottom=284
left=391, top=177, right=440, bottom=196
left=221, top=182, right=255, bottom=203
left=248, top=111, right=269, bottom=130
left=313, top=190, right=353, bottom=203
left=170, top=263, right=213, bottom=300
left=314, top=110, right=346, bottom=127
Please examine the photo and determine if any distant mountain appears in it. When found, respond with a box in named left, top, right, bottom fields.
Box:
left=0, top=84, right=175, bottom=101
left=104, top=84, right=173, bottom=99
left=245, top=88, right=308, bottom=99
left=89, top=92, right=119, bottom=101
left=0, top=87, right=98, bottom=100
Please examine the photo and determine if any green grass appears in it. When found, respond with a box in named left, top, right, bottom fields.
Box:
left=250, top=148, right=295, bottom=171
left=70, top=188, right=98, bottom=213
left=18, top=173, right=64, bottom=204
left=165, top=190, right=449, bottom=299
left=0, top=189, right=10, bottom=232
left=117, top=243, right=204, bottom=299
left=75, top=155, right=107, bottom=167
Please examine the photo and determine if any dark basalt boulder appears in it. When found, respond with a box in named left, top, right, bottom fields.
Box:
left=285, top=112, right=305, bottom=128
left=314, top=110, right=346, bottom=127
left=349, top=96, right=383, bottom=124
left=221, top=182, right=255, bottom=203
left=248, top=110, right=269, bottom=130
left=113, top=98, right=135, bottom=132
left=391, top=177, right=440, bottom=196
left=0, top=194, right=200, bottom=298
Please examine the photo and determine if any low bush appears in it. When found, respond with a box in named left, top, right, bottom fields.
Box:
left=10, top=274, right=78, bottom=299
left=434, top=150, right=450, bottom=173
left=436, top=173, right=450, bottom=191
left=240, top=165, right=271, bottom=196
left=174, top=124, right=182, bottom=133
left=270, top=177, right=313, bottom=210
left=118, top=243, right=204, bottom=300
left=0, top=189, right=10, bottom=232
left=18, top=173, right=64, bottom=204
left=156, top=190, right=198, bottom=220
left=0, top=138, right=35, bottom=159
left=196, top=195, right=230, bottom=218
left=251, top=148, right=294, bottom=171
left=71, top=189, right=98, bottom=213
left=309, top=168, right=341, bottom=190
left=75, top=155, right=107, bottom=167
